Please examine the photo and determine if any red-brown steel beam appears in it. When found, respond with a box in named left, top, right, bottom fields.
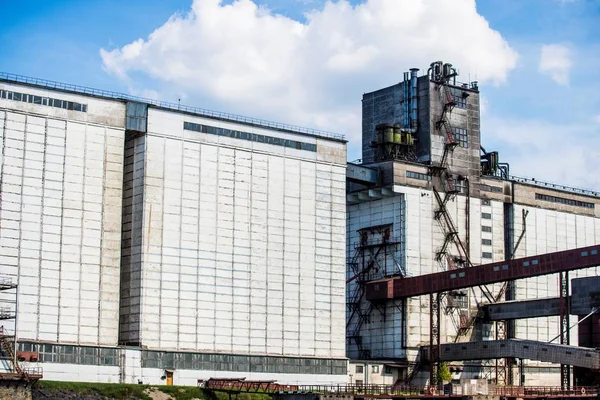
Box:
left=365, top=245, right=600, bottom=301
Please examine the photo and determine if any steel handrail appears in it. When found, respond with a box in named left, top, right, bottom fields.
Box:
left=0, top=72, right=345, bottom=141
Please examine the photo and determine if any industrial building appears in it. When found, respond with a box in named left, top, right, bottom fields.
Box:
left=1, top=60, right=599, bottom=390
left=0, top=73, right=347, bottom=385
left=346, top=61, right=600, bottom=387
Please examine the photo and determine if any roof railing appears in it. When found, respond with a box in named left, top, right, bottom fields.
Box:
left=0, top=72, right=345, bottom=141
left=510, top=175, right=600, bottom=198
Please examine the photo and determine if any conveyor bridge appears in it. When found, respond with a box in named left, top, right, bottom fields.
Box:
left=432, top=339, right=600, bottom=370
left=198, top=378, right=600, bottom=399
left=366, top=245, right=600, bottom=301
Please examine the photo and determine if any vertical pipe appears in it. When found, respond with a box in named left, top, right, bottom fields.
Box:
left=14, top=284, right=18, bottom=372
left=403, top=72, right=410, bottom=129
left=410, top=69, right=419, bottom=131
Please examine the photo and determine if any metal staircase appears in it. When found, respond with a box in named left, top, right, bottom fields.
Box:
left=0, top=326, right=22, bottom=375
left=0, top=276, right=42, bottom=382
left=346, top=225, right=402, bottom=360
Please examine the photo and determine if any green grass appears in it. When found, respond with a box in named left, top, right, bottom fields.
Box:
left=213, top=392, right=271, bottom=400
left=35, top=381, right=273, bottom=400
left=35, top=380, right=210, bottom=400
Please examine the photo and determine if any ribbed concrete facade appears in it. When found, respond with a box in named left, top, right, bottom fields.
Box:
left=119, top=107, right=347, bottom=358
left=0, top=77, right=348, bottom=385
left=0, top=82, right=125, bottom=347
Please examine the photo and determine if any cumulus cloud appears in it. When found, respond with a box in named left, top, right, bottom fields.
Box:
left=101, top=0, right=518, bottom=156
left=485, top=117, right=600, bottom=190
left=539, top=44, right=572, bottom=85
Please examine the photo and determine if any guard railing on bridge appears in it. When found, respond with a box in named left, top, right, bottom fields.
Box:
left=495, top=386, right=599, bottom=398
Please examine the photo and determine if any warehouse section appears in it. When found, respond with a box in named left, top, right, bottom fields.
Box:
left=0, top=74, right=348, bottom=385
left=348, top=60, right=600, bottom=388
left=1, top=61, right=600, bottom=390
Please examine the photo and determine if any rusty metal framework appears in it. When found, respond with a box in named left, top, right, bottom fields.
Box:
left=366, top=245, right=600, bottom=301
left=493, top=209, right=528, bottom=386
left=429, top=293, right=441, bottom=387
left=0, top=276, right=42, bottom=383
left=427, top=75, right=469, bottom=384
left=366, top=244, right=600, bottom=387
left=200, top=378, right=600, bottom=399
left=559, top=271, right=571, bottom=388
left=347, top=224, right=402, bottom=360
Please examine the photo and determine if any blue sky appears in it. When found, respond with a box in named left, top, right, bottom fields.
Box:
left=1, top=0, right=599, bottom=189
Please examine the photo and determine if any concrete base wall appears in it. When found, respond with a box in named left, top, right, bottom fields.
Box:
left=24, top=349, right=348, bottom=386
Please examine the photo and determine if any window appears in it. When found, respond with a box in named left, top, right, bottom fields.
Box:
left=406, top=171, right=431, bottom=181
left=482, top=185, right=503, bottom=193
left=482, top=252, right=492, bottom=259
left=482, top=213, right=492, bottom=220
left=452, top=179, right=467, bottom=194
left=453, top=127, right=468, bottom=148
left=482, top=226, right=492, bottom=233
left=384, top=366, right=393, bottom=374
left=0, top=89, right=87, bottom=113
left=535, top=193, right=594, bottom=209
left=372, top=365, right=379, bottom=373
left=482, top=199, right=491, bottom=206
left=482, top=239, right=492, bottom=246
left=184, top=121, right=317, bottom=152
left=450, top=88, right=468, bottom=109
left=355, top=365, right=364, bottom=373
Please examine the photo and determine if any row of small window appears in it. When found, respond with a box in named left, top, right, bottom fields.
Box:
left=481, top=185, right=503, bottom=193
left=581, top=249, right=598, bottom=257
left=19, top=342, right=118, bottom=366
left=183, top=122, right=317, bottom=152
left=354, top=365, right=391, bottom=374
left=17, top=342, right=347, bottom=375
left=452, top=127, right=468, bottom=148
left=535, top=193, right=595, bottom=209
left=1, top=90, right=88, bottom=112
left=141, top=350, right=346, bottom=375
left=406, top=171, right=431, bottom=181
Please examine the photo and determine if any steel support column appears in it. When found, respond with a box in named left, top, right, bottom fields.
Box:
left=429, top=292, right=441, bottom=388
left=559, top=271, right=571, bottom=388
left=495, top=320, right=507, bottom=385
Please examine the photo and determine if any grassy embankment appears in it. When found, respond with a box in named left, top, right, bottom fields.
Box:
left=36, top=380, right=271, bottom=400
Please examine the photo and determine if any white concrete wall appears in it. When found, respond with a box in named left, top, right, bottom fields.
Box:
left=348, top=362, right=398, bottom=385
left=126, top=108, right=346, bottom=359
left=348, top=183, right=507, bottom=384
left=510, top=204, right=600, bottom=385
left=0, top=82, right=124, bottom=347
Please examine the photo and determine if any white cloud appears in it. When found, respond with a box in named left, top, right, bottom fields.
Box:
left=101, top=0, right=518, bottom=157
left=539, top=44, right=572, bottom=86
left=485, top=116, right=600, bottom=190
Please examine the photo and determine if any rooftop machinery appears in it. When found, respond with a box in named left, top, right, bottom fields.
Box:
left=370, top=68, right=419, bottom=162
